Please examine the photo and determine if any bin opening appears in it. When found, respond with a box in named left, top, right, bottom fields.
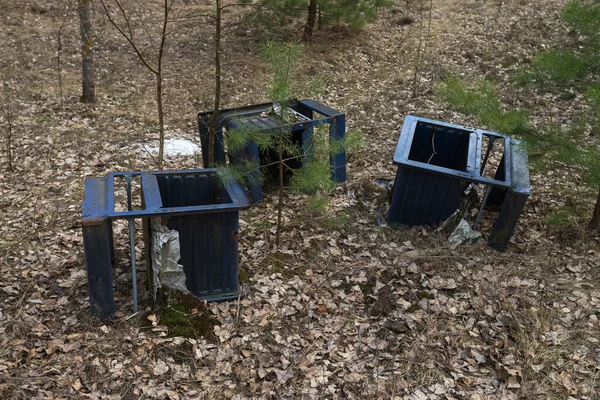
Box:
left=408, top=121, right=472, bottom=172
left=155, top=172, right=233, bottom=208
left=480, top=133, right=506, bottom=180
left=113, top=175, right=143, bottom=213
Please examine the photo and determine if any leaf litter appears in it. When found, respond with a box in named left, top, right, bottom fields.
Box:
left=0, top=0, right=599, bottom=399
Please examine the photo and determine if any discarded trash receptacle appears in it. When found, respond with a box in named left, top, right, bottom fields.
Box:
left=82, top=169, right=250, bottom=319
left=198, top=99, right=346, bottom=203
left=387, top=115, right=530, bottom=251
left=386, top=116, right=478, bottom=226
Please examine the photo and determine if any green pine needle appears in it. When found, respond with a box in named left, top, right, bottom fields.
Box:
left=290, top=159, right=334, bottom=193
left=438, top=76, right=529, bottom=136
left=530, top=50, right=587, bottom=86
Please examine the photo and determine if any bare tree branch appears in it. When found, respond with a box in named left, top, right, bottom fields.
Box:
left=99, top=0, right=176, bottom=170
left=131, top=18, right=160, bottom=59
left=98, top=0, right=159, bottom=75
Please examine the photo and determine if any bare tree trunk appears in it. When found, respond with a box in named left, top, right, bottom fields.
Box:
left=207, top=0, right=222, bottom=167
left=157, top=73, right=165, bottom=170
left=56, top=3, right=73, bottom=107
left=156, top=0, right=170, bottom=171
left=318, top=4, right=322, bottom=30
left=411, top=0, right=432, bottom=99
left=303, top=0, right=318, bottom=42
left=79, top=0, right=95, bottom=103
left=6, top=115, right=12, bottom=172
left=57, top=33, right=64, bottom=107
left=1, top=75, right=14, bottom=172
left=275, top=48, right=294, bottom=248
left=589, top=187, right=600, bottom=230
left=57, top=32, right=64, bottom=107
left=411, top=1, right=424, bottom=99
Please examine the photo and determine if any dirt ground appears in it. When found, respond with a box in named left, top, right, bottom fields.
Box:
left=0, top=0, right=599, bottom=399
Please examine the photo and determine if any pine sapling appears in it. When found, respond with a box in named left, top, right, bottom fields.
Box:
left=261, top=41, right=301, bottom=247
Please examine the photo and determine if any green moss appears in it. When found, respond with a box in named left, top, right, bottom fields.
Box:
left=364, top=296, right=376, bottom=305
left=546, top=211, right=570, bottom=227
left=417, top=291, right=431, bottom=300
left=147, top=291, right=220, bottom=341
left=262, top=251, right=292, bottom=270
left=359, top=281, right=377, bottom=305
left=306, top=196, right=328, bottom=215
left=260, top=251, right=305, bottom=278
left=359, top=282, right=374, bottom=295
left=253, top=219, right=273, bottom=231
left=407, top=304, right=421, bottom=313
left=323, top=211, right=350, bottom=230
left=299, top=196, right=351, bottom=231
left=243, top=208, right=257, bottom=219
left=239, top=267, right=251, bottom=284
left=545, top=205, right=586, bottom=228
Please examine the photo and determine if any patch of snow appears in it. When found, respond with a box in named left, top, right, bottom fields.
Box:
left=143, top=138, right=202, bottom=156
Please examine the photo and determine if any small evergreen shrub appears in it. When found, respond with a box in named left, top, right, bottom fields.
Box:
left=438, top=76, right=529, bottom=136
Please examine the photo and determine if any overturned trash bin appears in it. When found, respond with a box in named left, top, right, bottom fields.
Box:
left=386, top=115, right=530, bottom=251
left=198, top=99, right=346, bottom=203
left=82, top=169, right=250, bottom=319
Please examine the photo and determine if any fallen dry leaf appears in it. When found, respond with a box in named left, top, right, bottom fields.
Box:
left=153, top=360, right=170, bottom=376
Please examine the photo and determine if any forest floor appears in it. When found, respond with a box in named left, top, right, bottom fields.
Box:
left=0, top=0, right=599, bottom=399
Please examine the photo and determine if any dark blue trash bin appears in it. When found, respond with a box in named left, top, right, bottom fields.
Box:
left=387, top=117, right=478, bottom=226
left=387, top=115, right=530, bottom=251
left=153, top=171, right=249, bottom=301
left=82, top=169, right=250, bottom=319
left=198, top=99, right=346, bottom=203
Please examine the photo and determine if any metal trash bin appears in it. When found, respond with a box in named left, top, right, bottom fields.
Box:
left=81, top=169, right=250, bottom=319
left=198, top=99, right=346, bottom=203
left=387, top=115, right=530, bottom=251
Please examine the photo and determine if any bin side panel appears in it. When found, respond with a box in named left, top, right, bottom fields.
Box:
left=410, top=123, right=471, bottom=172
left=488, top=193, right=528, bottom=251
left=487, top=154, right=508, bottom=206
left=387, top=166, right=465, bottom=226
left=156, top=173, right=222, bottom=207
left=208, top=212, right=221, bottom=293
left=330, top=114, right=347, bottom=182
left=83, top=221, right=115, bottom=319
left=167, top=211, right=240, bottom=300
left=488, top=141, right=530, bottom=250
left=229, top=141, right=262, bottom=204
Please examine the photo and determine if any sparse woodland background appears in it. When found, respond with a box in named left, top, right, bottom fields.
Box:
left=0, top=0, right=599, bottom=399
